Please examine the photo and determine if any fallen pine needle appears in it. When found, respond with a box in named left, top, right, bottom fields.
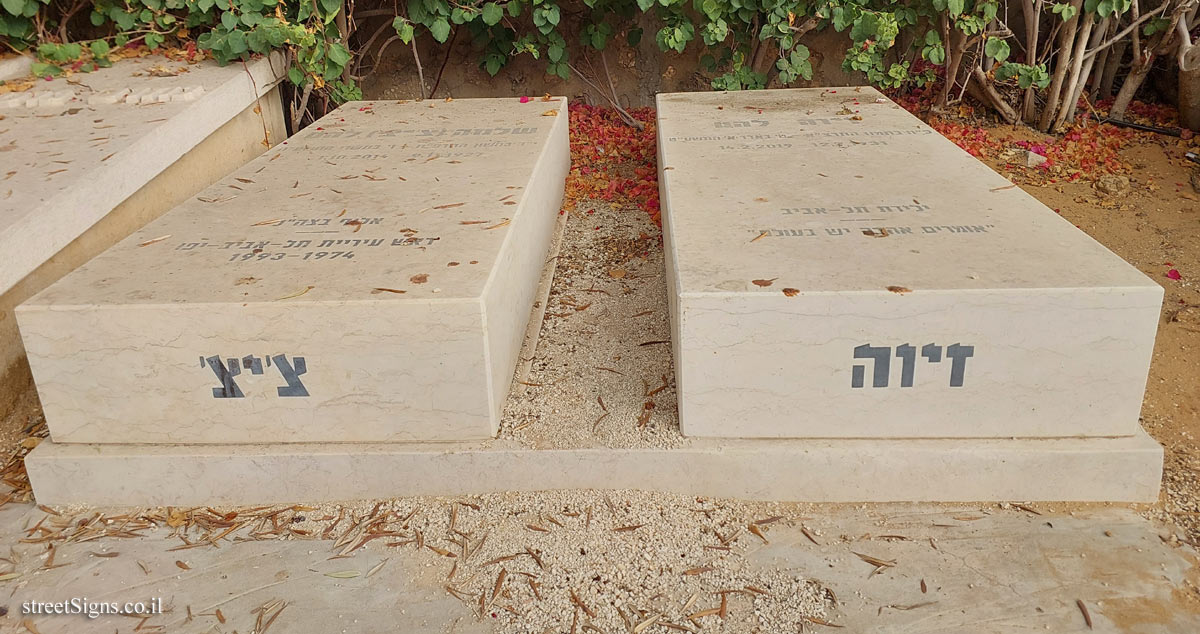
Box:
left=853, top=552, right=896, bottom=568
left=1077, top=599, right=1093, bottom=629
left=275, top=285, right=314, bottom=301
left=569, top=588, right=595, bottom=617
left=365, top=559, right=387, bottom=578
left=492, top=569, right=507, bottom=602
left=138, top=235, right=171, bottom=247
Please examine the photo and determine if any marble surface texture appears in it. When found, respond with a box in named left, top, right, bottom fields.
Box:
left=18, top=97, right=570, bottom=444
left=0, top=54, right=284, bottom=294
left=25, top=430, right=1163, bottom=505
left=656, top=88, right=1163, bottom=439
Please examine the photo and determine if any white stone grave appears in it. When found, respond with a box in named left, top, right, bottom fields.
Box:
left=0, top=53, right=285, bottom=412
left=17, top=97, right=570, bottom=444
left=18, top=89, right=1165, bottom=506
left=655, top=88, right=1163, bottom=439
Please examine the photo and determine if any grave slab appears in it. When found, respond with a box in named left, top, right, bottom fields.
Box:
left=18, top=97, right=569, bottom=444
left=0, top=54, right=285, bottom=413
left=0, top=53, right=285, bottom=295
left=656, top=88, right=1163, bottom=439
left=24, top=430, right=1162, bottom=506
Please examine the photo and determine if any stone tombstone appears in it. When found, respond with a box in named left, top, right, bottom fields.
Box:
left=18, top=97, right=570, bottom=443
left=0, top=54, right=284, bottom=295
left=656, top=88, right=1162, bottom=439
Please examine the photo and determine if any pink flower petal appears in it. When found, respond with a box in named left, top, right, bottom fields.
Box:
left=520, top=96, right=531, bottom=103
left=1166, top=269, right=1182, bottom=280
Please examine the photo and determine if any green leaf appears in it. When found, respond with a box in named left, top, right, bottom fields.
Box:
left=111, top=9, right=136, bottom=30
left=226, top=28, right=247, bottom=54
left=287, top=66, right=305, bottom=84
left=89, top=40, right=110, bottom=58
left=31, top=61, right=61, bottom=77
left=984, top=36, right=1010, bottom=62
left=483, top=53, right=503, bottom=75
left=1, top=0, right=24, bottom=17
left=429, top=17, right=450, bottom=42
left=392, top=17, right=414, bottom=43
left=849, top=12, right=878, bottom=43
left=547, top=42, right=563, bottom=61
left=146, top=32, right=164, bottom=50
left=221, top=10, right=238, bottom=30
left=319, top=0, right=341, bottom=17
left=482, top=2, right=502, bottom=25
left=627, top=26, right=642, bottom=46
left=327, top=42, right=351, bottom=66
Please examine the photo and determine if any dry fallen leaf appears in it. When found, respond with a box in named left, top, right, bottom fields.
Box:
left=542, top=110, right=558, bottom=116
left=410, top=274, right=428, bottom=284
left=886, top=285, right=912, bottom=294
left=275, top=285, right=315, bottom=301
left=138, top=235, right=171, bottom=247
left=609, top=269, right=627, bottom=279
left=752, top=278, right=777, bottom=287
left=782, top=288, right=800, bottom=297
left=175, top=560, right=191, bottom=570
left=325, top=570, right=361, bottom=578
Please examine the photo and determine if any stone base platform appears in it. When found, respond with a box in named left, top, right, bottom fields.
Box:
left=26, top=430, right=1163, bottom=506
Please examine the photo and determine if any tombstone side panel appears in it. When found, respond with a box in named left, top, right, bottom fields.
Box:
left=16, top=301, right=491, bottom=443
left=481, top=100, right=570, bottom=430
left=655, top=98, right=688, bottom=423
left=676, top=287, right=1162, bottom=439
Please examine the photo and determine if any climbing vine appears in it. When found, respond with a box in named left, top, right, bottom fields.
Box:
left=3, top=0, right=1198, bottom=129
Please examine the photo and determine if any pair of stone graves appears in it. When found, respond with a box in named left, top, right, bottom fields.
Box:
left=18, top=89, right=1164, bottom=506
left=0, top=54, right=285, bottom=416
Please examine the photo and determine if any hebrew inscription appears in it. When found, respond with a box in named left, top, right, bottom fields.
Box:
left=851, top=343, right=974, bottom=388
left=203, top=354, right=310, bottom=399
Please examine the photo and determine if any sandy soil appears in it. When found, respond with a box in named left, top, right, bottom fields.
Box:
left=978, top=130, right=1200, bottom=540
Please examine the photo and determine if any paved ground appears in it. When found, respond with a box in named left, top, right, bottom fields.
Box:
left=0, top=500, right=1196, bottom=633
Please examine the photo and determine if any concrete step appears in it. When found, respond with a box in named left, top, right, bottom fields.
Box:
left=26, top=429, right=1162, bottom=506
